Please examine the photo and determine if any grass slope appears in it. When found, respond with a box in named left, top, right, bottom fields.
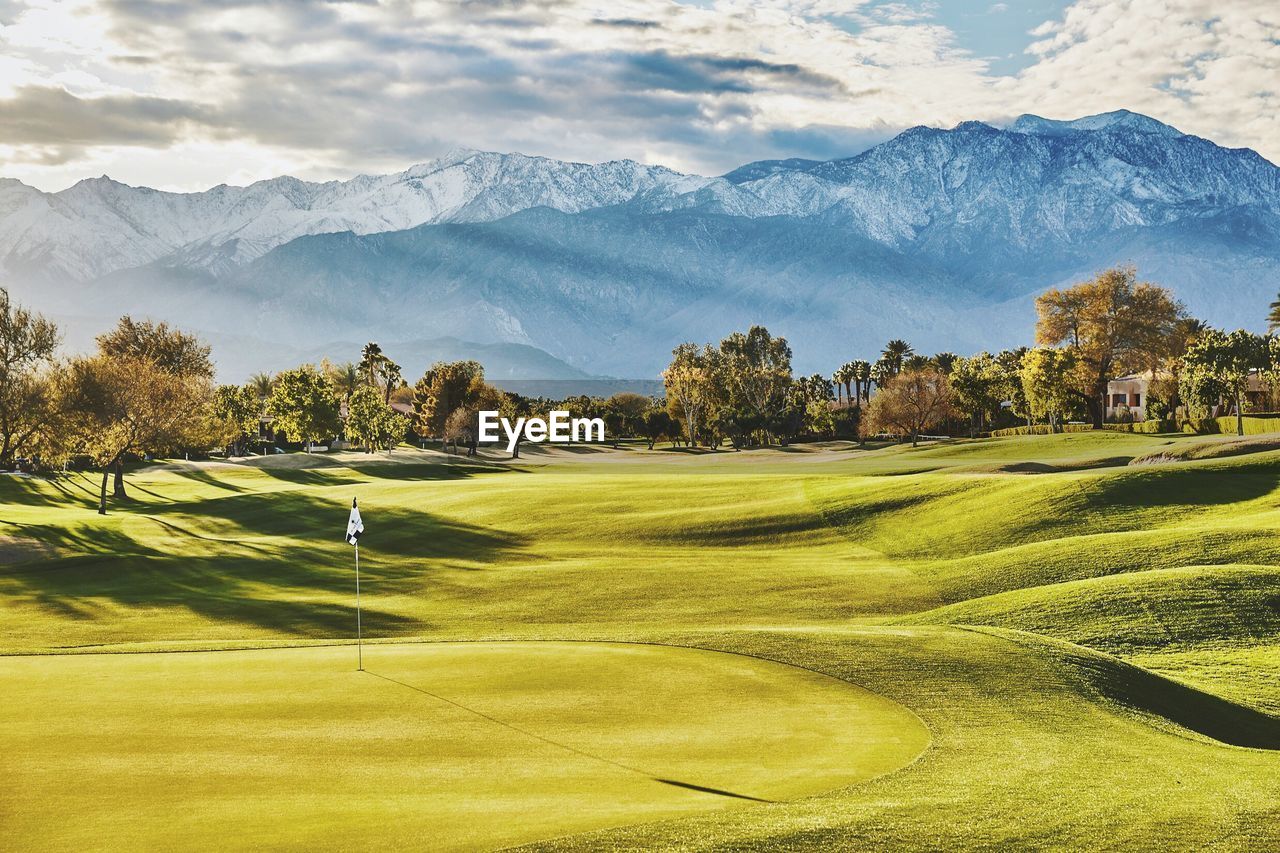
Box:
left=1, top=432, right=1278, bottom=849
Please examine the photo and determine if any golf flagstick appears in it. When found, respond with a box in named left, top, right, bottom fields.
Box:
left=346, top=498, right=365, bottom=670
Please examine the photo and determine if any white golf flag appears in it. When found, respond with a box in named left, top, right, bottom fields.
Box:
left=346, top=498, right=364, bottom=546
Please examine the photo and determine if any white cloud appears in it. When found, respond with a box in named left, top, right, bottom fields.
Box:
left=0, top=0, right=1276, bottom=191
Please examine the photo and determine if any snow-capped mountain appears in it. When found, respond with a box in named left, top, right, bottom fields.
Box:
left=0, top=149, right=709, bottom=281
left=2, top=110, right=1277, bottom=378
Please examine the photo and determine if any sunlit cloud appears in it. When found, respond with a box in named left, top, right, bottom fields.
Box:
left=0, top=0, right=1275, bottom=191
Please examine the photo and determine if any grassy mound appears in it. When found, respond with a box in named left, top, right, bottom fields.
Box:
left=1130, top=434, right=1280, bottom=465
left=898, top=565, right=1280, bottom=654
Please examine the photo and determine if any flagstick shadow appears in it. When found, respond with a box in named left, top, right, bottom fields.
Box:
left=359, top=668, right=774, bottom=805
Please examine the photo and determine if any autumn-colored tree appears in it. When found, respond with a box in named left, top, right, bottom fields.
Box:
left=89, top=317, right=216, bottom=496
left=867, top=368, right=954, bottom=447
left=58, top=355, right=211, bottom=514
left=96, top=316, right=213, bottom=379
left=662, top=342, right=716, bottom=447
left=1035, top=266, right=1185, bottom=427
left=0, top=288, right=60, bottom=468
left=412, top=360, right=484, bottom=440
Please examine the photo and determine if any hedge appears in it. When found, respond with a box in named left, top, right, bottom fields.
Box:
left=990, top=415, right=1280, bottom=438
left=1182, top=413, right=1280, bottom=436
left=989, top=424, right=1094, bottom=437
left=1101, top=420, right=1176, bottom=434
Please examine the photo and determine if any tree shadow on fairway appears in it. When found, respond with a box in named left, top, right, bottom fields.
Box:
left=0, top=471, right=104, bottom=509
left=0, top=494, right=527, bottom=642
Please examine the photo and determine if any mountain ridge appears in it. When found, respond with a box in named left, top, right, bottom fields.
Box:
left=3, top=110, right=1276, bottom=378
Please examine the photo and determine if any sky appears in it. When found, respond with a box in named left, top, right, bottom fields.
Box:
left=1, top=0, right=1277, bottom=192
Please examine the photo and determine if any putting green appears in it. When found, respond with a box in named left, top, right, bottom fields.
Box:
left=0, top=641, right=929, bottom=851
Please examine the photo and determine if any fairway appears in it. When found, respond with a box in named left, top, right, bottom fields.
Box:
left=0, top=641, right=928, bottom=851
left=3, top=434, right=1280, bottom=849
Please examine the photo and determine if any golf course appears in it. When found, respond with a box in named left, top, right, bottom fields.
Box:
left=3, top=431, right=1279, bottom=850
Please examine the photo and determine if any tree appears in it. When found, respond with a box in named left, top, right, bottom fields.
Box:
left=441, top=382, right=505, bottom=456
left=95, top=317, right=215, bottom=495
left=0, top=288, right=60, bottom=468
left=412, top=360, right=484, bottom=440
left=852, top=360, right=872, bottom=405
left=903, top=354, right=931, bottom=373
left=870, top=357, right=894, bottom=393
left=57, top=355, right=211, bottom=514
left=880, top=340, right=914, bottom=375
left=1020, top=347, right=1078, bottom=432
left=267, top=365, right=340, bottom=452
left=1269, top=293, right=1280, bottom=332
left=210, top=384, right=261, bottom=456
left=866, top=368, right=954, bottom=447
left=358, top=342, right=385, bottom=387
left=996, top=348, right=1033, bottom=428
left=1180, top=329, right=1269, bottom=436
left=346, top=385, right=408, bottom=452
left=249, top=372, right=275, bottom=401
left=950, top=352, right=1005, bottom=435
left=96, top=316, right=213, bottom=379
left=324, top=361, right=361, bottom=403
left=931, top=352, right=958, bottom=374
left=640, top=406, right=676, bottom=450
left=833, top=363, right=851, bottom=404
left=358, top=342, right=404, bottom=403
left=1035, top=266, right=1186, bottom=427
left=717, top=326, right=793, bottom=443
left=662, top=342, right=716, bottom=447
left=604, top=392, right=650, bottom=446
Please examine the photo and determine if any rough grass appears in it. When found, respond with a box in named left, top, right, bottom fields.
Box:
left=2, top=434, right=1279, bottom=849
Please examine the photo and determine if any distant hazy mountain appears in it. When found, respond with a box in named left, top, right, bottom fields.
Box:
left=3, top=110, right=1276, bottom=378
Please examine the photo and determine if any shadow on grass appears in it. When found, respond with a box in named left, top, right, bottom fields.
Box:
left=0, top=491, right=528, bottom=640
left=1062, top=645, right=1280, bottom=750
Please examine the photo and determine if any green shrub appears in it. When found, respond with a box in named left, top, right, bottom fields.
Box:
left=1103, top=419, right=1175, bottom=434
left=1183, top=414, right=1280, bottom=436
left=989, top=424, right=1094, bottom=437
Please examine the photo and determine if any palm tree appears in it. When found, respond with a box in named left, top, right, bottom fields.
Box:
left=931, top=352, right=958, bottom=374
left=359, top=342, right=385, bottom=387
left=871, top=357, right=894, bottom=391
left=903, top=354, right=930, bottom=373
left=332, top=362, right=361, bottom=401
left=833, top=363, right=852, bottom=404
left=379, top=358, right=403, bottom=404
left=1270, top=294, right=1280, bottom=332
left=881, top=339, right=914, bottom=375
left=249, top=372, right=274, bottom=401
left=852, top=360, right=872, bottom=405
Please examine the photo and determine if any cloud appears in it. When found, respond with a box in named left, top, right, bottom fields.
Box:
left=0, top=0, right=1276, bottom=191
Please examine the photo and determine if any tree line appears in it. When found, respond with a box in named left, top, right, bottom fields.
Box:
left=659, top=267, right=1280, bottom=446
left=3, top=266, right=1277, bottom=509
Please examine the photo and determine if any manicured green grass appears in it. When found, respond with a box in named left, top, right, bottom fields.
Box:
left=0, top=642, right=928, bottom=851
left=1, top=433, right=1278, bottom=849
